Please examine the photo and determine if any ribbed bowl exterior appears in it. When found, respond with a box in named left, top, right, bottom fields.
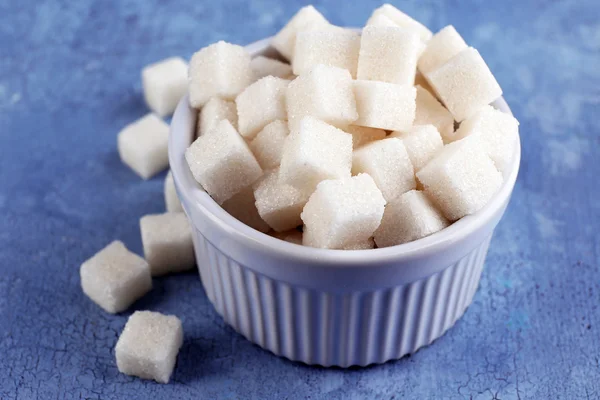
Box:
left=192, top=229, right=491, bottom=367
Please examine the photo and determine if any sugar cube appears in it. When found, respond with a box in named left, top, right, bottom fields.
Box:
left=375, top=190, right=449, bottom=247
left=352, top=138, right=416, bottom=202
left=197, top=97, right=237, bottom=136
left=118, top=113, right=169, bottom=180
left=270, top=230, right=303, bottom=245
left=365, top=13, right=397, bottom=28
left=357, top=25, right=422, bottom=85
left=254, top=169, right=310, bottom=232
left=236, top=76, right=289, bottom=139
left=188, top=41, right=253, bottom=108
left=353, top=80, right=416, bottom=131
left=222, top=186, right=271, bottom=233
left=164, top=171, right=184, bottom=213
left=390, top=125, right=443, bottom=171
left=142, top=57, right=188, bottom=117
left=271, top=6, right=330, bottom=61
left=286, top=64, right=358, bottom=132
left=280, top=116, right=353, bottom=194
left=345, top=125, right=386, bottom=149
left=115, top=311, right=183, bottom=384
left=301, top=174, right=386, bottom=249
left=414, top=85, right=455, bottom=142
left=251, top=56, right=293, bottom=80
left=140, top=213, right=195, bottom=276
left=185, top=119, right=263, bottom=204
left=416, top=136, right=502, bottom=221
left=452, top=105, right=519, bottom=172
left=425, top=47, right=502, bottom=122
left=418, top=25, right=467, bottom=75
left=80, top=241, right=152, bottom=314
left=249, top=120, right=289, bottom=169
left=293, top=27, right=361, bottom=77
left=342, top=237, right=376, bottom=250
left=367, top=4, right=432, bottom=43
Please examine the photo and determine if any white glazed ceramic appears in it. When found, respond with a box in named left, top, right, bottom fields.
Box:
left=168, top=37, right=521, bottom=367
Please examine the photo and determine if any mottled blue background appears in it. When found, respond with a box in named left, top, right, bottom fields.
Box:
left=1, top=0, right=599, bottom=398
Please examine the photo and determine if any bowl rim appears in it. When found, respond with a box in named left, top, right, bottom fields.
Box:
left=169, top=36, right=521, bottom=269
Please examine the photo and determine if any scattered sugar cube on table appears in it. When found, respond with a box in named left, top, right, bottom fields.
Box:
left=417, top=136, right=503, bottom=221
left=164, top=171, right=184, bottom=213
left=253, top=169, right=310, bottom=232
left=293, top=27, right=361, bottom=78
left=251, top=56, right=293, bottom=80
left=301, top=173, right=386, bottom=249
left=280, top=116, right=353, bottom=194
left=352, top=138, right=416, bottom=202
left=249, top=120, right=290, bottom=169
left=414, top=85, right=455, bottom=142
left=390, top=125, right=444, bottom=171
left=115, top=311, right=183, bottom=384
left=117, top=113, right=169, bottom=180
left=236, top=76, right=289, bottom=139
left=188, top=41, right=254, bottom=108
left=197, top=97, right=237, bottom=137
left=418, top=25, right=467, bottom=75
left=80, top=241, right=152, bottom=314
left=357, top=25, right=422, bottom=86
left=345, top=125, right=386, bottom=149
left=452, top=105, right=519, bottom=172
left=367, top=4, right=432, bottom=43
left=140, top=213, right=195, bottom=276
left=286, top=64, right=358, bottom=132
left=271, top=5, right=330, bottom=61
left=222, top=186, right=271, bottom=233
left=353, top=80, right=416, bottom=131
left=426, top=47, right=502, bottom=122
left=142, top=57, right=188, bottom=117
left=374, top=190, right=449, bottom=247
left=185, top=119, right=263, bottom=204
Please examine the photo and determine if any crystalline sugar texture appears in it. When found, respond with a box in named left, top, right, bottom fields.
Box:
left=279, top=116, right=353, bottom=194
left=352, top=138, right=416, bottom=202
left=188, top=41, right=253, bottom=108
left=286, top=64, right=358, bottom=132
left=425, top=47, right=502, bottom=122
left=374, top=190, right=449, bottom=247
left=271, top=5, right=330, bottom=61
left=80, top=241, right=152, bottom=314
left=185, top=119, right=263, bottom=204
left=115, top=311, right=183, bottom=384
left=357, top=25, right=422, bottom=85
left=301, top=173, right=386, bottom=249
left=416, top=135, right=503, bottom=221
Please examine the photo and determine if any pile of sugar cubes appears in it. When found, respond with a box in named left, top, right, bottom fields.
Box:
left=80, top=3, right=519, bottom=384
left=185, top=4, right=519, bottom=251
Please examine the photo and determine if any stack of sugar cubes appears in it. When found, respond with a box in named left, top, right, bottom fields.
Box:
left=185, top=4, right=519, bottom=250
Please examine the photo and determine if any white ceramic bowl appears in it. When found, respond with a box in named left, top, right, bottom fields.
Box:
left=169, top=37, right=521, bottom=367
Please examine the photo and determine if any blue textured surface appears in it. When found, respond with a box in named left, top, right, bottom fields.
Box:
left=1, top=0, right=599, bottom=398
